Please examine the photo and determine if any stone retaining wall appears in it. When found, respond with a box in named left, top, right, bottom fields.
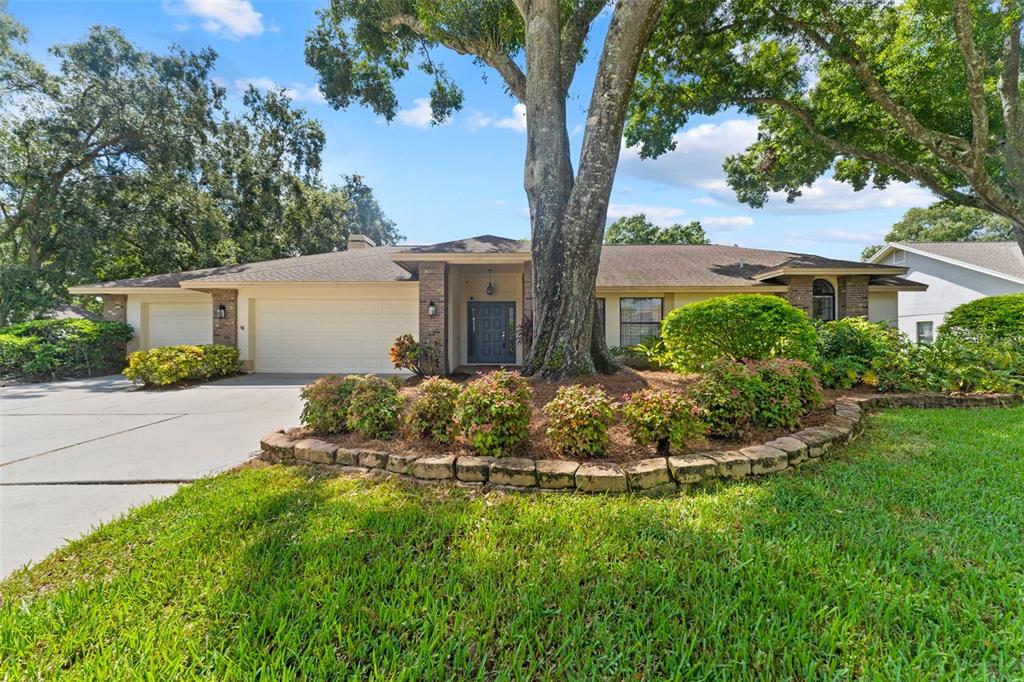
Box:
left=258, top=393, right=1023, bottom=494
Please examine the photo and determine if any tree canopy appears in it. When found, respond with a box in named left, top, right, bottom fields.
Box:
left=861, top=204, right=1015, bottom=260
left=604, top=213, right=710, bottom=245
left=306, top=0, right=665, bottom=377
left=627, top=0, right=1024, bottom=255
left=0, top=10, right=398, bottom=323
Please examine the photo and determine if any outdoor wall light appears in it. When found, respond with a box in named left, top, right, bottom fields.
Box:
left=486, top=269, right=495, bottom=296
left=215, top=304, right=227, bottom=319
left=427, top=300, right=437, bottom=317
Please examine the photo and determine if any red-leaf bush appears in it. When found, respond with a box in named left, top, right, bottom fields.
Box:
left=621, top=389, right=706, bottom=454
left=299, top=375, right=361, bottom=433
left=346, top=375, right=404, bottom=439
left=454, top=369, right=532, bottom=456
left=405, top=376, right=462, bottom=443
left=542, top=384, right=615, bottom=457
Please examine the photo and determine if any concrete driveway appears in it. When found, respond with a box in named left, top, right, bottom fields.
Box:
left=1, top=373, right=311, bottom=577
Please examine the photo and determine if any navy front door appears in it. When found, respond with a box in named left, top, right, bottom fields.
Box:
left=468, top=301, right=516, bottom=364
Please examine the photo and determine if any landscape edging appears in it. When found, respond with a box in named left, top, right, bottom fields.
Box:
left=257, top=392, right=1023, bottom=494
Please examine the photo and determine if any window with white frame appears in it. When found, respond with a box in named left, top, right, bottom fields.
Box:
left=619, top=297, right=663, bottom=347
left=917, top=321, right=934, bottom=344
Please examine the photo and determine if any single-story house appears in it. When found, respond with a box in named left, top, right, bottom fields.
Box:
left=70, top=234, right=926, bottom=373
left=868, top=241, right=1024, bottom=343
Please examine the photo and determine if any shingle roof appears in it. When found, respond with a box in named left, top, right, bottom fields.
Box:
left=75, top=236, right=908, bottom=289
left=595, top=244, right=901, bottom=287
left=399, top=235, right=530, bottom=254
left=894, top=241, right=1024, bottom=280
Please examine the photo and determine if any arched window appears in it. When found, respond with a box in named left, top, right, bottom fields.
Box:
left=812, top=279, right=836, bottom=321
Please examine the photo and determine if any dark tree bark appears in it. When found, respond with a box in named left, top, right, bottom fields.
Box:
left=517, top=0, right=663, bottom=378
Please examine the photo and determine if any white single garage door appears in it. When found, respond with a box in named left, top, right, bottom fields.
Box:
left=253, top=295, right=417, bottom=372
left=146, top=302, right=213, bottom=349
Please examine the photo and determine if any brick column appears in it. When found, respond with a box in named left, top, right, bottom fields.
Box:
left=211, top=289, right=238, bottom=347
left=419, top=262, right=449, bottom=374
left=838, top=275, right=869, bottom=319
left=101, top=294, right=127, bottom=323
left=780, top=275, right=813, bottom=316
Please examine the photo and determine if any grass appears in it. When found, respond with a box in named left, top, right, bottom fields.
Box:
left=3, top=407, right=1024, bottom=679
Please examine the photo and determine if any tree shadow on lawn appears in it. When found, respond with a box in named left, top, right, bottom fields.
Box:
left=202, top=411, right=1024, bottom=679
left=6, top=407, right=1024, bottom=678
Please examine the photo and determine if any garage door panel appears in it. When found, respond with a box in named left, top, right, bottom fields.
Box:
left=254, top=295, right=416, bottom=373
left=147, top=302, right=212, bottom=349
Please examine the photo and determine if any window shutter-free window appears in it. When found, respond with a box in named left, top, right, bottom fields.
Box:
left=619, top=298, right=663, bottom=347
left=917, top=321, right=934, bottom=344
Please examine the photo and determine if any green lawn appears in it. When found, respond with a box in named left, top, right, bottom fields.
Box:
left=3, top=407, right=1024, bottom=679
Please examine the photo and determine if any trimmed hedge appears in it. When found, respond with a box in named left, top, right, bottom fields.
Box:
left=300, top=375, right=362, bottom=433
left=661, top=294, right=818, bottom=371
left=123, top=344, right=241, bottom=386
left=939, top=293, right=1024, bottom=341
left=0, top=319, right=133, bottom=380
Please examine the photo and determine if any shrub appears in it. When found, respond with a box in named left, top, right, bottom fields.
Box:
left=542, top=385, right=616, bottom=457
left=455, top=369, right=532, bottom=456
left=621, top=389, right=706, bottom=454
left=390, top=334, right=434, bottom=377
left=405, top=377, right=462, bottom=443
left=122, top=344, right=241, bottom=386
left=300, top=375, right=361, bottom=433
left=939, top=293, right=1024, bottom=341
left=661, top=294, right=818, bottom=371
left=751, top=358, right=824, bottom=429
left=870, top=333, right=1024, bottom=394
left=346, top=375, right=404, bottom=439
left=0, top=318, right=133, bottom=380
left=815, top=318, right=905, bottom=389
left=689, top=359, right=761, bottom=438
left=690, top=358, right=823, bottom=437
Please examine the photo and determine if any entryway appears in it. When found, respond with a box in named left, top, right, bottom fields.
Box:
left=467, top=301, right=516, bottom=364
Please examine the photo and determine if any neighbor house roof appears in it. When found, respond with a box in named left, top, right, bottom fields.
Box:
left=70, top=235, right=914, bottom=292
left=870, top=241, right=1024, bottom=283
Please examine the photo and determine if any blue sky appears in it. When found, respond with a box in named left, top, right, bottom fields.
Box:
left=9, top=0, right=936, bottom=260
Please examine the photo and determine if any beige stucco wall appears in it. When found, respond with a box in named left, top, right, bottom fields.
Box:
left=867, top=291, right=898, bottom=326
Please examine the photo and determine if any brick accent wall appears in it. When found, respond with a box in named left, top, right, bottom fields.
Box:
left=838, top=275, right=870, bottom=319
left=211, top=289, right=238, bottom=347
left=101, top=294, right=127, bottom=323
left=419, top=262, right=449, bottom=374
left=781, top=275, right=813, bottom=315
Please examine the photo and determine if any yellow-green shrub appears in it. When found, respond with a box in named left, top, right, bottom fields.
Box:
left=542, top=384, right=615, bottom=458
left=123, top=344, right=241, bottom=386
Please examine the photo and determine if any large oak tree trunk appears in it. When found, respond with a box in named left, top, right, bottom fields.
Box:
left=520, top=0, right=662, bottom=379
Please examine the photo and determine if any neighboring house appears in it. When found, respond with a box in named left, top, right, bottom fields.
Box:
left=69, top=234, right=925, bottom=374
left=868, top=242, right=1024, bottom=343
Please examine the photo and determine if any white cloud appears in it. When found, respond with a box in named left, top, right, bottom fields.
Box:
left=620, top=117, right=933, bottom=214
left=700, top=216, right=754, bottom=232
left=164, top=0, right=264, bottom=40
left=396, top=98, right=438, bottom=128
left=466, top=103, right=527, bottom=133
left=607, top=203, right=688, bottom=226
left=230, top=77, right=325, bottom=104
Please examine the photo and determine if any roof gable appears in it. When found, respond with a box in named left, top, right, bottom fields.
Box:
left=871, top=241, right=1024, bottom=284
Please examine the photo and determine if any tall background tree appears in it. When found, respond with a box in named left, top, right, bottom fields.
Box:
left=627, top=0, right=1024, bottom=256
left=861, top=204, right=1015, bottom=260
left=0, top=8, right=398, bottom=323
left=306, top=0, right=666, bottom=378
left=604, top=213, right=709, bottom=244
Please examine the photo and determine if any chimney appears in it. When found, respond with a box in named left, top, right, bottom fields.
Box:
left=347, top=234, right=376, bottom=250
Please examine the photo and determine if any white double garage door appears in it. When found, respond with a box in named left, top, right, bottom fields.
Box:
left=250, top=291, right=417, bottom=373
left=144, top=289, right=417, bottom=373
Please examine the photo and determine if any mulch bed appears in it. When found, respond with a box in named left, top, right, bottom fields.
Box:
left=286, top=368, right=845, bottom=465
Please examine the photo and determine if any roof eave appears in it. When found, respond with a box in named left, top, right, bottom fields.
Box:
left=875, top=242, right=1024, bottom=284
left=752, top=266, right=909, bottom=281
left=67, top=285, right=202, bottom=295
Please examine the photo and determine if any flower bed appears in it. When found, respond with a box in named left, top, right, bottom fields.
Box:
left=259, top=392, right=1023, bottom=495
